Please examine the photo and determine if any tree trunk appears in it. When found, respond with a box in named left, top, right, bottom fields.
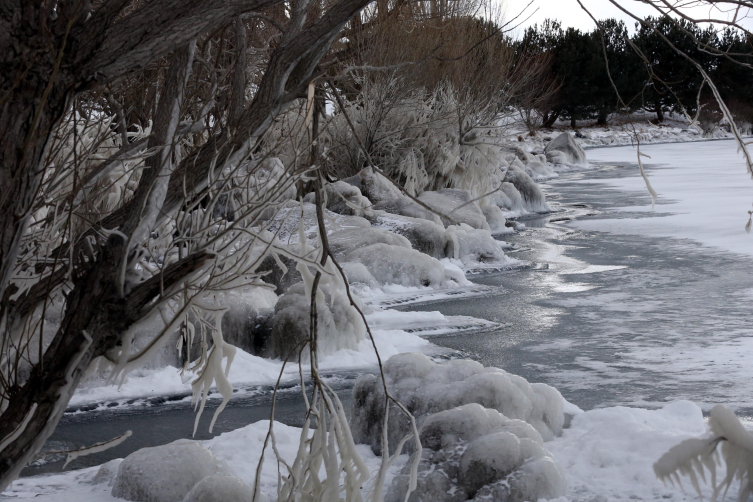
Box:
left=597, top=108, right=608, bottom=125
left=655, top=105, right=664, bottom=122
left=570, top=116, right=577, bottom=128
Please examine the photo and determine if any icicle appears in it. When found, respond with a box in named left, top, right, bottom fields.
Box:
left=636, top=147, right=657, bottom=211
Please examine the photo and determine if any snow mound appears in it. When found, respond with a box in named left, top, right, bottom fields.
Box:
left=545, top=132, right=587, bottom=167
left=351, top=353, right=565, bottom=456
left=371, top=211, right=450, bottom=259
left=374, top=195, right=444, bottom=225
left=345, top=243, right=453, bottom=288
left=182, top=474, right=262, bottom=502
left=502, top=166, right=551, bottom=213
left=111, top=442, right=234, bottom=502
left=356, top=166, right=403, bottom=204
left=385, top=404, right=565, bottom=502
left=328, top=226, right=412, bottom=258
left=267, top=280, right=365, bottom=360
left=418, top=189, right=491, bottom=231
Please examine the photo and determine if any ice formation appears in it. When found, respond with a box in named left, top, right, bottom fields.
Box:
left=445, top=224, right=514, bottom=266
left=350, top=166, right=403, bottom=204
left=480, top=204, right=511, bottom=235
left=374, top=195, right=445, bottom=226
left=302, top=180, right=372, bottom=217
left=371, top=211, right=450, bottom=259
left=111, top=442, right=234, bottom=502
left=182, top=474, right=263, bottom=502
left=350, top=353, right=566, bottom=457
left=328, top=226, right=412, bottom=258
left=544, top=132, right=588, bottom=166
left=502, top=166, right=551, bottom=214
left=345, top=243, right=453, bottom=288
left=417, top=189, right=491, bottom=230
left=267, top=280, right=366, bottom=360
left=384, top=403, right=566, bottom=502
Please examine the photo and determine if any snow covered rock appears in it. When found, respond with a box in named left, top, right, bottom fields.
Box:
left=91, top=459, right=122, bottom=485
left=351, top=353, right=565, bottom=456
left=302, top=180, right=371, bottom=216
left=502, top=166, right=551, bottom=213
left=328, top=226, right=412, bottom=258
left=371, top=211, right=450, bottom=259
left=354, top=166, right=402, bottom=204
left=111, top=442, right=234, bottom=502
left=418, top=189, right=490, bottom=231
left=345, top=243, right=450, bottom=288
left=220, top=301, right=274, bottom=356
left=182, top=474, right=263, bottom=502
left=266, top=280, right=365, bottom=360
left=256, top=253, right=301, bottom=294
left=373, top=195, right=443, bottom=226
left=545, top=132, right=587, bottom=166
left=385, top=404, right=566, bottom=502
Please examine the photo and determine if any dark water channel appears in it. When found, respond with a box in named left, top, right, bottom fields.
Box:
left=24, top=161, right=753, bottom=477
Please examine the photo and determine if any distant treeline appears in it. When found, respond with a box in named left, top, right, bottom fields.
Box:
left=516, top=17, right=753, bottom=127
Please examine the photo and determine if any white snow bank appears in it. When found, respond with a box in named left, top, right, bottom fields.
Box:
left=568, top=140, right=753, bottom=258
left=351, top=353, right=565, bottom=456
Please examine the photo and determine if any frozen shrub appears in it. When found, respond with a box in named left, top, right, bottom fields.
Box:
left=489, top=182, right=525, bottom=217
left=544, top=132, right=587, bottom=166
left=417, top=189, right=490, bottom=230
left=264, top=200, right=371, bottom=247
left=503, top=166, right=551, bottom=213
left=351, top=353, right=566, bottom=456
left=524, top=159, right=556, bottom=180
left=345, top=243, right=450, bottom=288
left=385, top=404, right=566, bottom=502
left=340, top=262, right=380, bottom=288
left=267, top=280, right=365, bottom=360
left=182, top=474, right=262, bottom=502
left=111, top=442, right=234, bottom=502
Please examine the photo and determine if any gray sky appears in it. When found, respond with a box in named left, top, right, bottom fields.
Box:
left=508, top=0, right=753, bottom=34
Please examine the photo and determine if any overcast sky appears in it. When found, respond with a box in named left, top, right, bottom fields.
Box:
left=506, top=0, right=753, bottom=34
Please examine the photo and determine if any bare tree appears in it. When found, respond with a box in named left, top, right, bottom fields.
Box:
left=0, top=0, right=374, bottom=490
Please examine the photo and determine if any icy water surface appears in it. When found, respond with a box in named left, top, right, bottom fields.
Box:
left=24, top=142, right=753, bottom=477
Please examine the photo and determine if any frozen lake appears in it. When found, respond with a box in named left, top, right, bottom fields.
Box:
left=19, top=140, right=753, bottom=491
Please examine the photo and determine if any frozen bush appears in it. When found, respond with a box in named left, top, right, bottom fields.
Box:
left=182, top=474, right=263, bottom=502
left=503, top=166, right=551, bottom=213
left=345, top=243, right=451, bottom=288
left=327, top=227, right=412, bottom=258
left=524, top=160, right=556, bottom=180
left=545, top=132, right=587, bottom=166
left=417, top=189, right=490, bottom=231
left=350, top=353, right=565, bottom=456
left=266, top=279, right=365, bottom=360
left=385, top=404, right=566, bottom=502
left=371, top=211, right=450, bottom=259
left=340, top=262, right=379, bottom=288
left=111, top=442, right=234, bottom=502
left=374, top=195, right=444, bottom=225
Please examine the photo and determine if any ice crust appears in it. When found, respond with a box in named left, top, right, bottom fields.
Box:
left=111, top=442, right=233, bottom=502
left=351, top=353, right=566, bottom=457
